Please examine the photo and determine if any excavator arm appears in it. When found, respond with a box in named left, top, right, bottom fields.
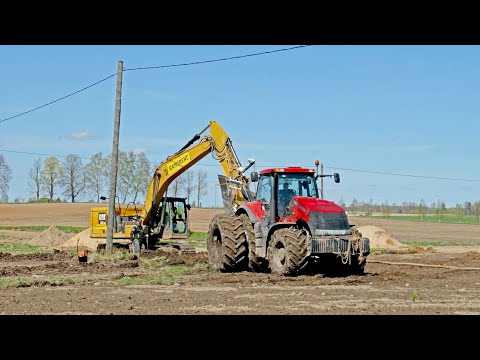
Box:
left=141, top=120, right=254, bottom=233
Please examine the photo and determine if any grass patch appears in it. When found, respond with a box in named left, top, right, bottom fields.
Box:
left=401, top=241, right=478, bottom=247
left=92, top=250, right=137, bottom=262
left=188, top=231, right=207, bottom=248
left=0, top=276, right=81, bottom=288
left=0, top=243, right=51, bottom=254
left=115, top=263, right=208, bottom=286
left=141, top=257, right=167, bottom=269
left=57, top=226, right=87, bottom=233
left=189, top=231, right=208, bottom=241
left=371, top=215, right=480, bottom=225
left=0, top=276, right=34, bottom=288
left=0, top=225, right=87, bottom=233
left=0, top=226, right=49, bottom=231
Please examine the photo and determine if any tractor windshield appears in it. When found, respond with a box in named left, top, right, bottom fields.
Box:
left=278, top=173, right=317, bottom=216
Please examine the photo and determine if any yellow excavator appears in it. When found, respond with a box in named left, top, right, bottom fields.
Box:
left=89, top=120, right=255, bottom=252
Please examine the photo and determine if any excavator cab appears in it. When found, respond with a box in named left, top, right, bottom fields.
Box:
left=157, top=197, right=190, bottom=239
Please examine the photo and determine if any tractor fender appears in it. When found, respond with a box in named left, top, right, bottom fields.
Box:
left=235, top=205, right=260, bottom=223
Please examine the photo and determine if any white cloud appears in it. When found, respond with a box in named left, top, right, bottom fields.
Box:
left=70, top=130, right=93, bottom=140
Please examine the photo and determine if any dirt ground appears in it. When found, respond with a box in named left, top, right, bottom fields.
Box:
left=1, top=203, right=480, bottom=315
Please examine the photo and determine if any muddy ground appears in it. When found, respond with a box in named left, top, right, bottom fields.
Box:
left=1, top=204, right=480, bottom=315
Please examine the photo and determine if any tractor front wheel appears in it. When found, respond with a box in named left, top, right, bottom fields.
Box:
left=267, top=227, right=309, bottom=276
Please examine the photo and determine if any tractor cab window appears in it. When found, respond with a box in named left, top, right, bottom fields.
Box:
left=256, top=175, right=272, bottom=203
left=277, top=173, right=318, bottom=217
left=256, top=175, right=272, bottom=216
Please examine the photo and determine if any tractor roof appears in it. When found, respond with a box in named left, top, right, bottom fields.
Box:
left=259, top=167, right=315, bottom=175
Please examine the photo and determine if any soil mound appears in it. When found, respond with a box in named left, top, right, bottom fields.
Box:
left=29, top=226, right=72, bottom=248
left=59, top=228, right=101, bottom=252
left=355, top=225, right=405, bottom=249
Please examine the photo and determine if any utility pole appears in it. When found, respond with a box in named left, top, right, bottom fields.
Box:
left=320, top=163, right=324, bottom=199
left=315, top=160, right=340, bottom=200
left=106, top=61, right=123, bottom=252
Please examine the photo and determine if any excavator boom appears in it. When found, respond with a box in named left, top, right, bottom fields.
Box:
left=141, top=120, right=253, bottom=231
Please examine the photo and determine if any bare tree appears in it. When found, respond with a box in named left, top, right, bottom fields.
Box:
left=367, top=198, right=373, bottom=216
left=171, top=174, right=186, bottom=197
left=382, top=200, right=391, bottom=219
left=350, top=197, right=358, bottom=215
left=436, top=200, right=446, bottom=222
left=0, top=154, right=12, bottom=201
left=41, top=156, right=63, bottom=201
left=131, top=152, right=151, bottom=204
left=60, top=154, right=86, bottom=203
left=85, top=152, right=108, bottom=203
left=456, top=203, right=464, bottom=223
left=474, top=201, right=480, bottom=224
left=111, top=151, right=135, bottom=203
left=28, top=158, right=42, bottom=201
left=195, top=169, right=208, bottom=207
left=464, top=201, right=473, bottom=216
left=184, top=170, right=195, bottom=205
left=418, top=198, right=427, bottom=221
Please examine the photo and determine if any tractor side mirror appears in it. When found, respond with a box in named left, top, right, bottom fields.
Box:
left=250, top=172, right=259, bottom=182
left=186, top=204, right=191, bottom=210
left=334, top=173, right=340, bottom=183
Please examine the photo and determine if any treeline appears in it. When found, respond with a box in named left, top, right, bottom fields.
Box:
left=340, top=197, right=480, bottom=219
left=0, top=153, right=209, bottom=206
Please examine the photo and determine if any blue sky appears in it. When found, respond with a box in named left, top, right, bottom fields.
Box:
left=1, top=45, right=480, bottom=207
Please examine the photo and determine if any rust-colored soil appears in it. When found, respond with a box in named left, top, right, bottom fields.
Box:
left=1, top=204, right=480, bottom=315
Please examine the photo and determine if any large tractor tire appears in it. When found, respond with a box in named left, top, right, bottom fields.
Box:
left=349, top=254, right=367, bottom=275
left=267, top=227, right=309, bottom=276
left=239, top=214, right=266, bottom=273
left=207, top=214, right=248, bottom=272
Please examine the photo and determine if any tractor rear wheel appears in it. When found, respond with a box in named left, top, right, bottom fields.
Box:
left=207, top=214, right=248, bottom=272
left=239, top=214, right=266, bottom=273
left=267, top=227, right=309, bottom=276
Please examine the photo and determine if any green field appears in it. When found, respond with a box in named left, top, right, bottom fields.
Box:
left=371, top=214, right=480, bottom=225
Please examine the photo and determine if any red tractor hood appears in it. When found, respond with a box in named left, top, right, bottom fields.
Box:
left=293, top=197, right=345, bottom=214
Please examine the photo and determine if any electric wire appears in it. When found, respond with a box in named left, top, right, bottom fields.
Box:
left=0, top=74, right=117, bottom=124
left=0, top=45, right=312, bottom=124
left=123, top=45, right=312, bottom=71
left=1, top=148, right=479, bottom=182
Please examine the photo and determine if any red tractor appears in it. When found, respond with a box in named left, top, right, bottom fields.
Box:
left=208, top=163, right=370, bottom=276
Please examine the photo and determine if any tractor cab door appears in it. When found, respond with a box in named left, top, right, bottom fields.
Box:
left=255, top=175, right=272, bottom=218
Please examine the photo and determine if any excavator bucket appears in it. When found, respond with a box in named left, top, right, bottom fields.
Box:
left=218, top=175, right=236, bottom=214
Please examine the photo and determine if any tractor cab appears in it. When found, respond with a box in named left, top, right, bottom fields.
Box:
left=252, top=167, right=320, bottom=221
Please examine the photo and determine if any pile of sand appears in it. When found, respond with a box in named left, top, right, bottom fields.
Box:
left=59, top=228, right=102, bottom=252
left=355, top=225, right=405, bottom=249
left=29, top=226, right=72, bottom=248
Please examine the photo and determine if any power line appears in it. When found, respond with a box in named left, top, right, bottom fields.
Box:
left=0, top=46, right=312, bottom=124
left=324, top=166, right=480, bottom=182
left=2, top=147, right=479, bottom=183
left=0, top=149, right=90, bottom=160
left=0, top=73, right=117, bottom=124
left=123, top=45, right=312, bottom=71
